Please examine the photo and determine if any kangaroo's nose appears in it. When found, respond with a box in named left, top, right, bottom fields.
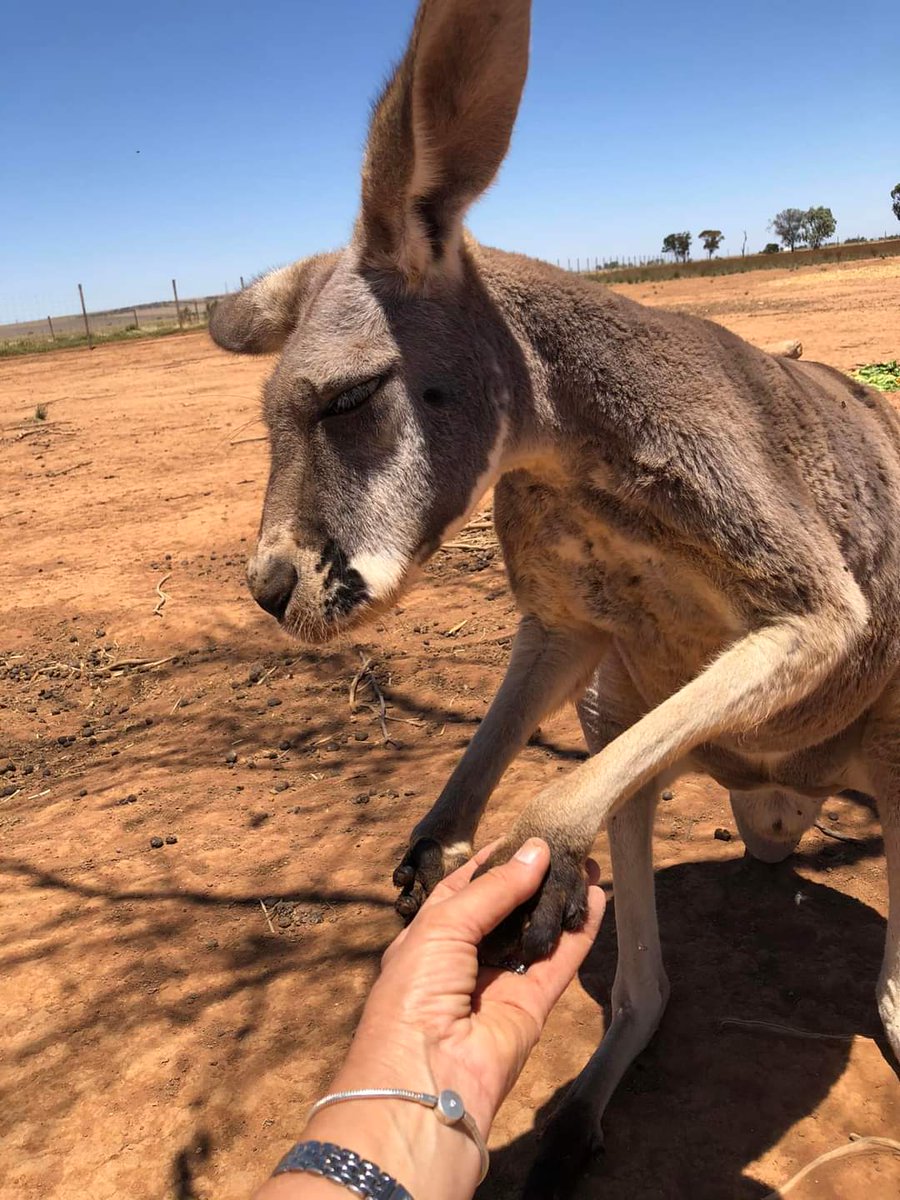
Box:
left=247, top=554, right=298, bottom=621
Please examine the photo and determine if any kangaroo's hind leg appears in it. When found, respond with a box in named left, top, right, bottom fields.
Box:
left=863, top=674, right=900, bottom=1061
left=524, top=655, right=673, bottom=1199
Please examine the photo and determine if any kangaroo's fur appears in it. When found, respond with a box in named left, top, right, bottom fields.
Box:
left=210, top=1, right=900, bottom=1190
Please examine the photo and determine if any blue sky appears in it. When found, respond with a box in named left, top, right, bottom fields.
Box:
left=3, top=0, right=898, bottom=322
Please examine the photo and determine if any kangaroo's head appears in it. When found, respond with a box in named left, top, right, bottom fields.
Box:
left=210, top=0, right=531, bottom=641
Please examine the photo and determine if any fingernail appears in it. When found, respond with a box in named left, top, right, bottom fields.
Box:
left=514, top=839, right=543, bottom=865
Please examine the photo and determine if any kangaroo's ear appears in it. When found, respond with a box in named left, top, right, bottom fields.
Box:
left=209, top=253, right=338, bottom=354
left=358, top=0, right=530, bottom=282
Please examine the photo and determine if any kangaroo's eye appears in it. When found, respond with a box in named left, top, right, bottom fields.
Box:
left=323, top=375, right=384, bottom=419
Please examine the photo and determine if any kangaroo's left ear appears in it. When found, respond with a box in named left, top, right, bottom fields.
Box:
left=208, top=253, right=339, bottom=354
left=357, top=0, right=531, bottom=284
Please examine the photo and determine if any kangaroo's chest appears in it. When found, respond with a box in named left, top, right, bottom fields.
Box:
left=495, top=472, right=746, bottom=695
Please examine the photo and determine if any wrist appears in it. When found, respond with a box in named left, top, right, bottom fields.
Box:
left=311, top=1061, right=483, bottom=1200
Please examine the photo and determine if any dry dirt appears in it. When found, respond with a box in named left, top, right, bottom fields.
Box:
left=2, top=255, right=899, bottom=1200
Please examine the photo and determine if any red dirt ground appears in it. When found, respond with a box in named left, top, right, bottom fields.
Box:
left=2, top=255, right=899, bottom=1199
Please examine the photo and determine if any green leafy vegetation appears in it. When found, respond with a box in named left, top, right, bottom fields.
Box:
left=662, top=231, right=692, bottom=262
left=698, top=229, right=724, bottom=258
left=588, top=235, right=900, bottom=285
left=851, top=361, right=900, bottom=392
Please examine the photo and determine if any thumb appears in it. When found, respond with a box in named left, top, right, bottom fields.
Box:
left=425, top=839, right=552, bottom=944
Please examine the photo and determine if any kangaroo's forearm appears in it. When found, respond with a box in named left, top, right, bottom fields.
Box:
left=529, top=599, right=868, bottom=853
left=414, top=616, right=606, bottom=845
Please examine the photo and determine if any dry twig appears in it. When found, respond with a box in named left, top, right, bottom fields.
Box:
left=46, top=460, right=92, bottom=479
left=348, top=653, right=399, bottom=747
left=719, top=1017, right=856, bottom=1043
left=761, top=1134, right=900, bottom=1199
left=98, top=656, right=173, bottom=675
left=440, top=541, right=496, bottom=553
left=153, top=573, right=172, bottom=617
left=222, top=416, right=262, bottom=445
left=258, top=899, right=277, bottom=935
left=815, top=820, right=868, bottom=844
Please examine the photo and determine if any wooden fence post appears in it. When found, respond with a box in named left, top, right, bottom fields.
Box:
left=47, top=316, right=56, bottom=342
left=77, top=284, right=93, bottom=349
left=172, top=279, right=183, bottom=329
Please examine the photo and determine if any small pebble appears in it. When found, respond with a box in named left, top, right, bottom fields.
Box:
left=714, top=828, right=733, bottom=842
left=279, top=740, right=291, bottom=751
left=145, top=717, right=153, bottom=727
left=273, top=781, right=289, bottom=792
left=78, top=789, right=88, bottom=798
left=353, top=731, right=369, bottom=742
left=82, top=726, right=94, bottom=737
left=353, top=793, right=371, bottom=805
left=225, top=751, right=238, bottom=765
left=267, top=697, right=282, bottom=708
left=0, top=785, right=17, bottom=798
left=150, top=837, right=164, bottom=849
left=661, top=789, right=674, bottom=801
left=95, top=629, right=105, bottom=638
left=165, top=835, right=178, bottom=845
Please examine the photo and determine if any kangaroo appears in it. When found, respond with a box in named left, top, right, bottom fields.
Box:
left=209, top=0, right=900, bottom=1188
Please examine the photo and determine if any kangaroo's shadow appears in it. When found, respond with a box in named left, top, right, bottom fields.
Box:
left=485, top=851, right=890, bottom=1199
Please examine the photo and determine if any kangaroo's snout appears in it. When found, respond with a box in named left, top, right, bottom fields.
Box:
left=247, top=535, right=377, bottom=641
left=247, top=553, right=298, bottom=622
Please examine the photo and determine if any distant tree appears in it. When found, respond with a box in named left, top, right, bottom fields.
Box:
left=662, top=231, right=692, bottom=262
left=698, top=229, right=724, bottom=258
left=801, top=206, right=836, bottom=249
left=762, top=242, right=781, bottom=254
left=892, top=183, right=900, bottom=223
left=770, top=208, right=805, bottom=252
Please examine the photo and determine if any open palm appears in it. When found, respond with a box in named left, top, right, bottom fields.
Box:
left=353, top=839, right=605, bottom=1136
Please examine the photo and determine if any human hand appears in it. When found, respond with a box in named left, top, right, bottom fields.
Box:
left=258, top=839, right=605, bottom=1200
left=343, top=838, right=604, bottom=1138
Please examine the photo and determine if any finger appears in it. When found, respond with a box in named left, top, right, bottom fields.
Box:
left=422, top=839, right=504, bottom=908
left=425, top=839, right=552, bottom=944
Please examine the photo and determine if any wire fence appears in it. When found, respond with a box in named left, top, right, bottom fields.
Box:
left=0, top=277, right=246, bottom=353
left=3, top=233, right=899, bottom=354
